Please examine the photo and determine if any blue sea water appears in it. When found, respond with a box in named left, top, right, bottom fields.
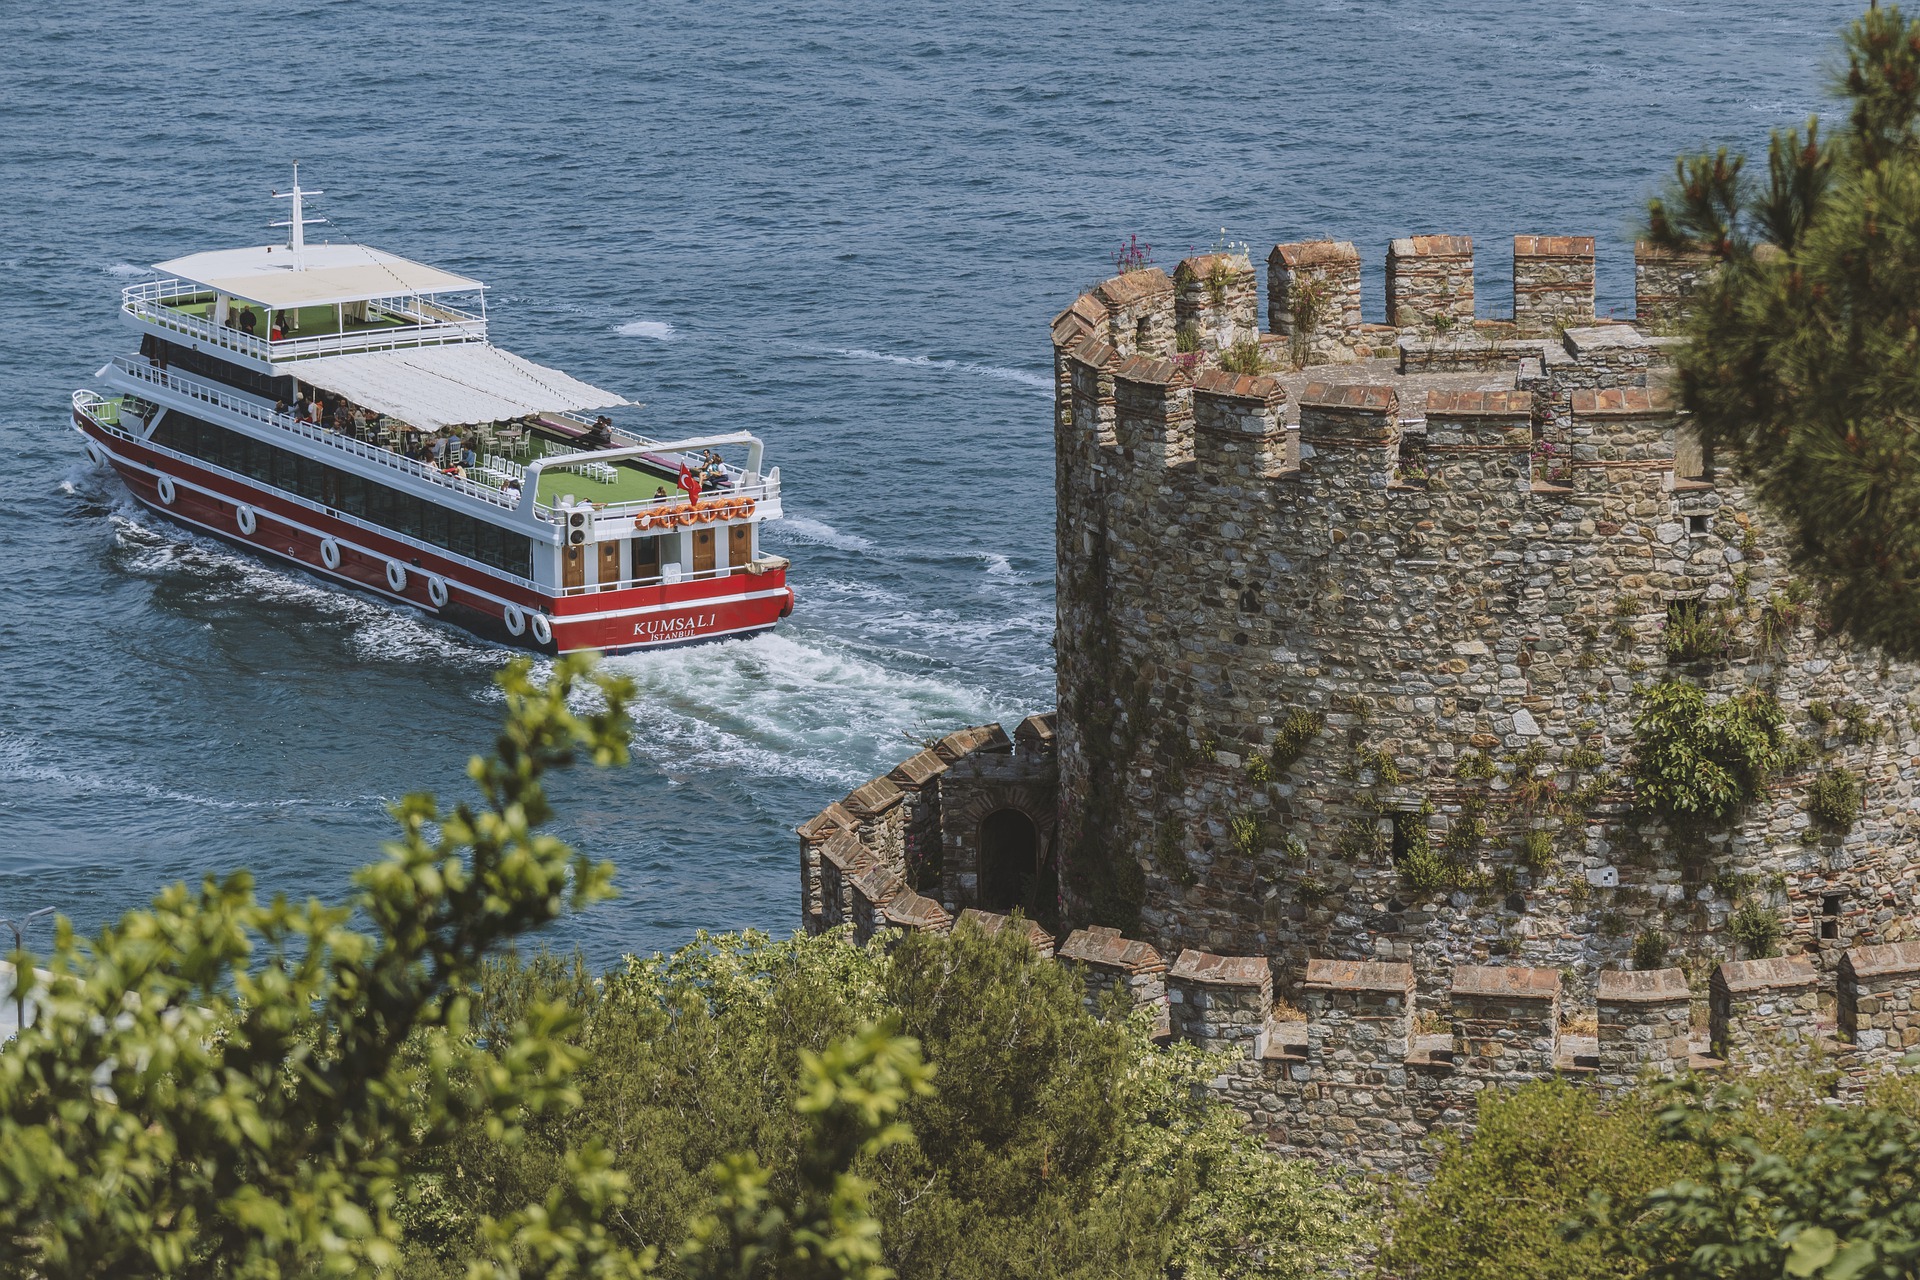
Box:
left=0, top=0, right=1857, bottom=964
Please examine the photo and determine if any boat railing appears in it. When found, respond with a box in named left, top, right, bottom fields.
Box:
left=121, top=279, right=487, bottom=363
left=108, top=358, right=527, bottom=514
left=572, top=474, right=782, bottom=526
left=76, top=389, right=543, bottom=593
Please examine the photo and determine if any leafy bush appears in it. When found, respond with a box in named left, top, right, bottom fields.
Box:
left=1632, top=928, right=1670, bottom=970
left=1520, top=828, right=1556, bottom=872
left=409, top=922, right=1372, bottom=1280
left=1808, top=766, right=1862, bottom=830
left=1377, top=1082, right=1696, bottom=1280
left=1229, top=813, right=1263, bottom=857
left=1729, top=895, right=1785, bottom=958
left=1631, top=681, right=1790, bottom=826
left=1665, top=600, right=1729, bottom=664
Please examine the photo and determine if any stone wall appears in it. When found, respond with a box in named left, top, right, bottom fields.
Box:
left=1175, top=252, right=1259, bottom=353
left=806, top=886, right=1920, bottom=1175
left=1386, top=235, right=1475, bottom=331
left=1513, top=234, right=1597, bottom=335
left=1050, top=226, right=1920, bottom=1028
left=1634, top=240, right=1720, bottom=334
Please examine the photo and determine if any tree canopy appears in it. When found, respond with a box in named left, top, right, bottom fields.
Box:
left=1652, top=3, right=1920, bottom=656
left=0, top=656, right=1366, bottom=1278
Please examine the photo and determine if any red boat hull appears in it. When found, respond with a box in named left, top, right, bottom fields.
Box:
left=75, top=412, right=793, bottom=653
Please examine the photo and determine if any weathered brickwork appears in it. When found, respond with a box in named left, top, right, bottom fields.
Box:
left=1596, top=968, right=1692, bottom=1086
left=1634, top=240, right=1720, bottom=334
left=1174, top=252, right=1259, bottom=353
left=1839, top=941, right=1920, bottom=1068
left=1512, top=234, right=1597, bottom=335
left=1386, top=235, right=1475, bottom=330
left=795, top=224, right=1920, bottom=1176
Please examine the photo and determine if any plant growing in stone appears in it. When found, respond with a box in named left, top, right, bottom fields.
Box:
left=1288, top=273, right=1331, bottom=334
left=1175, top=322, right=1201, bottom=354
left=1631, top=681, right=1790, bottom=827
left=1520, top=827, right=1556, bottom=872
left=1808, top=766, right=1862, bottom=831
left=1664, top=601, right=1730, bottom=665
left=1229, top=813, right=1263, bottom=858
left=1114, top=234, right=1153, bottom=274
left=1245, top=752, right=1274, bottom=785
left=1632, top=928, right=1671, bottom=970
left=1154, top=814, right=1197, bottom=887
left=1728, top=895, right=1785, bottom=958
left=1204, top=257, right=1235, bottom=306
left=1456, top=750, right=1498, bottom=783
left=1270, top=709, right=1324, bottom=773
left=1218, top=339, right=1265, bottom=376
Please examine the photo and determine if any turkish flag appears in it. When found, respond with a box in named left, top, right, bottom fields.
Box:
left=677, top=463, right=702, bottom=506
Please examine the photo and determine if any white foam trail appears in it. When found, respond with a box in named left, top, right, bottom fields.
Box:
left=103, top=262, right=151, bottom=277
left=766, top=516, right=874, bottom=552
left=105, top=502, right=506, bottom=669
left=830, top=347, right=1051, bottom=392
left=982, top=553, right=1015, bottom=578
left=603, top=631, right=1013, bottom=788
left=616, top=319, right=677, bottom=340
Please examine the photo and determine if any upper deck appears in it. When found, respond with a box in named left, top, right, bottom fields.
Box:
left=123, top=262, right=487, bottom=366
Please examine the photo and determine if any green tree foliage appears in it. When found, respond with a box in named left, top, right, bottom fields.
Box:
left=1631, top=681, right=1790, bottom=826
left=1651, top=3, right=1920, bottom=656
left=1376, top=1081, right=1697, bottom=1280
left=0, top=658, right=925, bottom=1280
left=405, top=922, right=1369, bottom=1280
left=1582, top=1079, right=1920, bottom=1280
left=0, top=656, right=642, bottom=1277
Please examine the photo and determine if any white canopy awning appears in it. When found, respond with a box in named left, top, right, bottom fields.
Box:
left=153, top=243, right=483, bottom=309
left=292, top=344, right=629, bottom=432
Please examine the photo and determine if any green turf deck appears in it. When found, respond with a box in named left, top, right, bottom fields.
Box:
left=533, top=458, right=680, bottom=506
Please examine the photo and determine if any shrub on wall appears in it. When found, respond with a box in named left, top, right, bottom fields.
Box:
left=1729, top=896, right=1785, bottom=958
left=1270, top=708, right=1324, bottom=773
left=1631, top=681, right=1790, bottom=826
left=1808, top=767, right=1862, bottom=831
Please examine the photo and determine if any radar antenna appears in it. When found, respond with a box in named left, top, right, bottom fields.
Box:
left=269, top=161, right=326, bottom=269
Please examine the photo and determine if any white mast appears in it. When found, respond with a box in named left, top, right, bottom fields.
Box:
left=269, top=162, right=325, bottom=270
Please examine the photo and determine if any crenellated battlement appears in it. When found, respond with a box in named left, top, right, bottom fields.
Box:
left=797, top=218, right=1920, bottom=1176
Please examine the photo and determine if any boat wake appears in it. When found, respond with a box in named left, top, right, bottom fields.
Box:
left=828, top=347, right=1051, bottom=393
left=602, top=630, right=1014, bottom=788
left=765, top=516, right=874, bottom=552
left=615, top=319, right=677, bottom=340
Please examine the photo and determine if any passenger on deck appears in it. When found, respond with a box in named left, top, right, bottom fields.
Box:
left=270, top=312, right=286, bottom=341
left=238, top=308, right=257, bottom=337
left=585, top=415, right=614, bottom=448
left=292, top=393, right=310, bottom=422
left=654, top=485, right=670, bottom=500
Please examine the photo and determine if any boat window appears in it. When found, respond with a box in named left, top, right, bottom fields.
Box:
left=148, top=410, right=534, bottom=577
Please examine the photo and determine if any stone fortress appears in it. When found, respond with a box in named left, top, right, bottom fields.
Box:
left=797, top=231, right=1920, bottom=1173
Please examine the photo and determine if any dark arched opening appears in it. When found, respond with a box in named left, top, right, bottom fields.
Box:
left=978, top=807, right=1039, bottom=912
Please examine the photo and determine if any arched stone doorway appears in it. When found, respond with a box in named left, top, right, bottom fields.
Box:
left=978, top=807, right=1039, bottom=911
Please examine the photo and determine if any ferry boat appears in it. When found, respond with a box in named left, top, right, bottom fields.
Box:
left=70, top=170, right=791, bottom=653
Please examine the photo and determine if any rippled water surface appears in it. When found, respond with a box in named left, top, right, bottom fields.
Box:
left=0, top=0, right=1856, bottom=962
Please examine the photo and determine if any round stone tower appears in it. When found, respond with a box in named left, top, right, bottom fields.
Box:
left=1052, top=234, right=1920, bottom=1001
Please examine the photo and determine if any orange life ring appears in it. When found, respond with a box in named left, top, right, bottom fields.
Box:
left=720, top=497, right=744, bottom=520
left=737, top=497, right=757, bottom=519
left=635, top=509, right=656, bottom=531
left=669, top=501, right=692, bottom=528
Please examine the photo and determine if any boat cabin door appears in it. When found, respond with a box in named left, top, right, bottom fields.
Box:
left=692, top=527, right=716, bottom=575
left=562, top=544, right=587, bottom=590
left=597, top=540, right=621, bottom=590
